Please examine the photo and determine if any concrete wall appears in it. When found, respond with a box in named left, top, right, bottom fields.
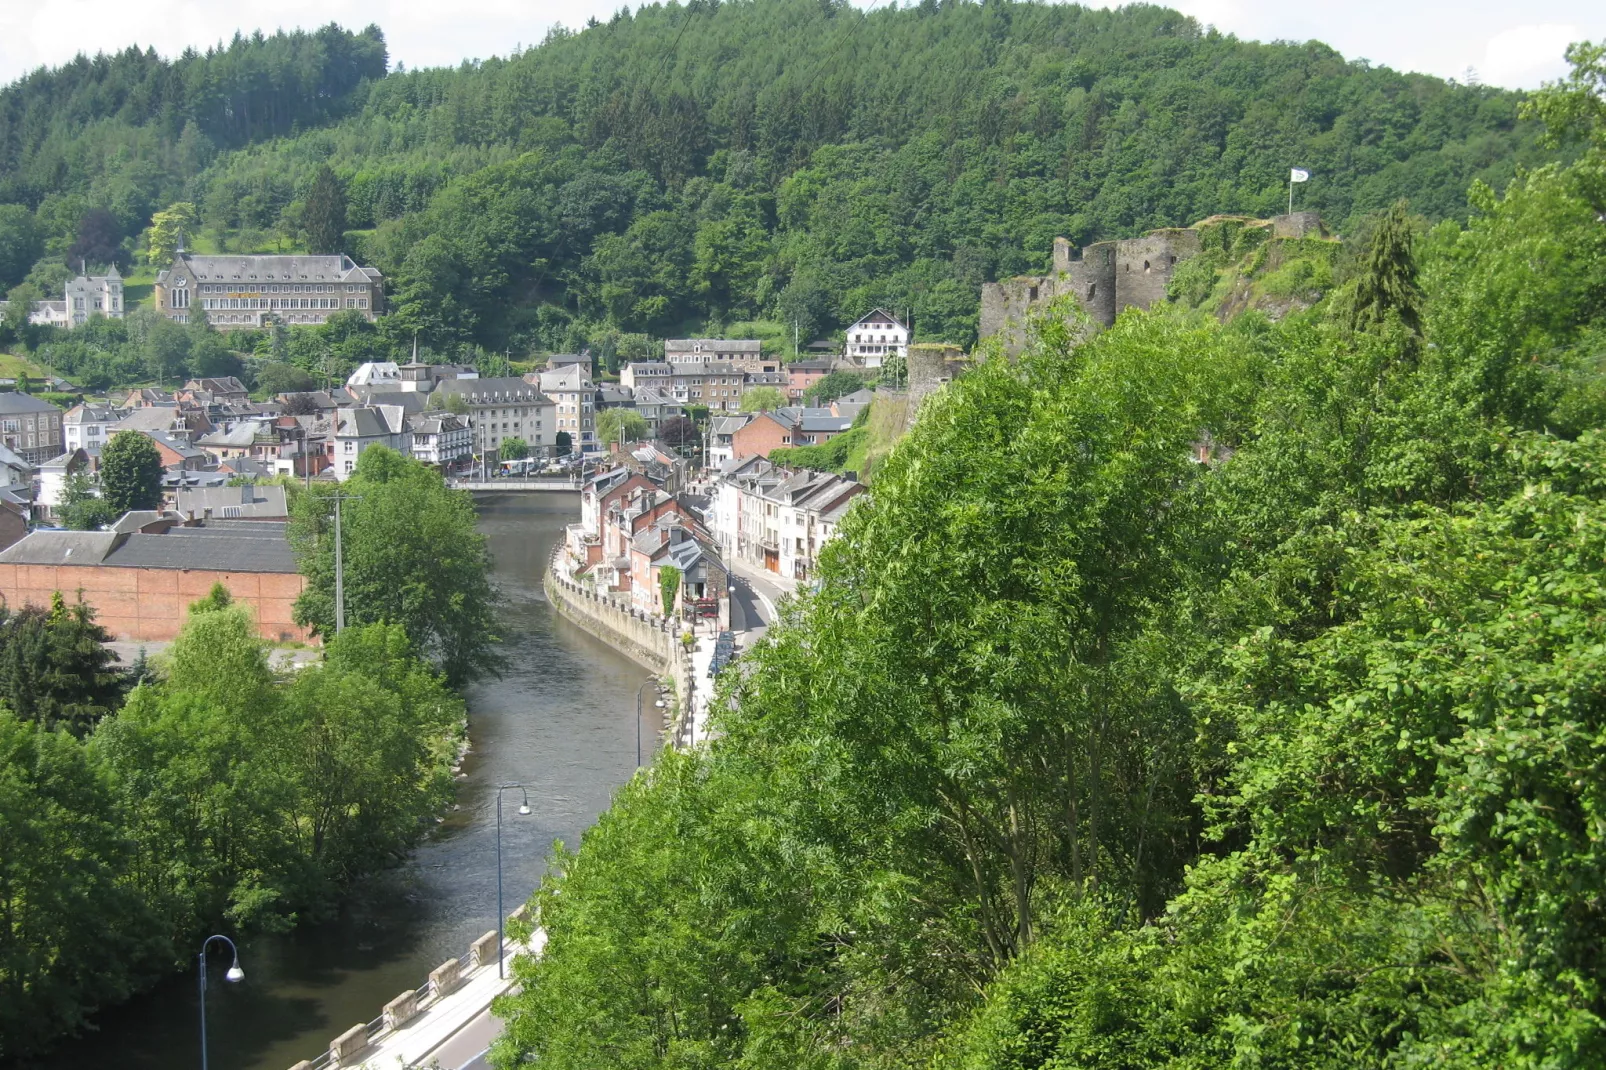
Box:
left=0, top=564, right=310, bottom=642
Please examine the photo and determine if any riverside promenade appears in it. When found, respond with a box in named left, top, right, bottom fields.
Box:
left=288, top=922, right=542, bottom=1070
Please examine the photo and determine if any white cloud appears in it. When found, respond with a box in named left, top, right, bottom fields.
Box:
left=1477, top=22, right=1581, bottom=87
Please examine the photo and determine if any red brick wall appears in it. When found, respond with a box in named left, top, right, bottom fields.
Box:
left=0, top=564, right=313, bottom=643
left=732, top=414, right=793, bottom=461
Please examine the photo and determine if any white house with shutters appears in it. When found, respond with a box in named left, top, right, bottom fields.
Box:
left=843, top=309, right=907, bottom=368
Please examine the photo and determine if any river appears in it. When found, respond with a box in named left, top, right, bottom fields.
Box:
left=38, top=493, right=653, bottom=1070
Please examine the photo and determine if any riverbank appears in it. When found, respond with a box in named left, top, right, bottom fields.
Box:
left=541, top=545, right=698, bottom=747
left=40, top=494, right=651, bottom=1070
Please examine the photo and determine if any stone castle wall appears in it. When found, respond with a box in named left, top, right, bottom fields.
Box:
left=979, top=212, right=1325, bottom=355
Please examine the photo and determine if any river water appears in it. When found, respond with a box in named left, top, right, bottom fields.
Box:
left=38, top=493, right=653, bottom=1070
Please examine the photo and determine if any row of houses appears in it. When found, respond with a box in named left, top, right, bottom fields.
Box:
left=566, top=449, right=727, bottom=623
left=709, top=457, right=864, bottom=582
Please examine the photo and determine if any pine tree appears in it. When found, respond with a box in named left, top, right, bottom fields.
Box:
left=302, top=164, right=349, bottom=254
left=1350, top=199, right=1423, bottom=337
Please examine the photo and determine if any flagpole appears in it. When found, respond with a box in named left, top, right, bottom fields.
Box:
left=1289, top=176, right=1293, bottom=215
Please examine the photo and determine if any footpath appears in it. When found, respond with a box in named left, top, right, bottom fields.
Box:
left=287, top=924, right=543, bottom=1070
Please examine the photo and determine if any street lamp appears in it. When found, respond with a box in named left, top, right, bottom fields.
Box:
left=197, top=934, right=245, bottom=1070
left=495, top=783, right=532, bottom=979
left=635, top=679, right=669, bottom=767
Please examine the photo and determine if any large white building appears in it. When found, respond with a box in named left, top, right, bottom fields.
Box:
left=155, top=251, right=383, bottom=328
left=844, top=309, right=907, bottom=368
left=435, top=376, right=555, bottom=462
left=64, top=270, right=125, bottom=326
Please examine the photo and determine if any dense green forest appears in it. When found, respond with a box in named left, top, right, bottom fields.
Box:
left=488, top=43, right=1606, bottom=1070
left=0, top=0, right=1558, bottom=373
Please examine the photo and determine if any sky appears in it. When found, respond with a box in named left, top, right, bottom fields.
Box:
left=0, top=0, right=1600, bottom=92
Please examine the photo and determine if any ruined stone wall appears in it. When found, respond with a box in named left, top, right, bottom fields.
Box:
left=1113, top=229, right=1201, bottom=314
left=980, top=213, right=1327, bottom=353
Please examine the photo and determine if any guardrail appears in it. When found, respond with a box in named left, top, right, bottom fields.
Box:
left=449, top=476, right=583, bottom=491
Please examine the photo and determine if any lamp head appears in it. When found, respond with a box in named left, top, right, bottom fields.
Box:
left=225, top=964, right=245, bottom=983
left=517, top=803, right=531, bottom=816
left=655, top=699, right=666, bottom=708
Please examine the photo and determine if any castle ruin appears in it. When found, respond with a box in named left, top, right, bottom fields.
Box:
left=980, top=211, right=1328, bottom=354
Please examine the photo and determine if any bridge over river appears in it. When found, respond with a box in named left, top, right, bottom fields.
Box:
left=448, top=476, right=583, bottom=492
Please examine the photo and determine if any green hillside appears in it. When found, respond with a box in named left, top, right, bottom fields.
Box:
left=0, top=1, right=1557, bottom=374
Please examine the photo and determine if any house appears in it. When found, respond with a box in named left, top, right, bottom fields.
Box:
left=437, top=376, right=556, bottom=462
left=114, top=404, right=213, bottom=441
left=333, top=405, right=410, bottom=478
left=664, top=339, right=776, bottom=373
left=620, top=362, right=672, bottom=390
left=62, top=403, right=122, bottom=453
left=0, top=442, right=35, bottom=491
left=727, top=407, right=853, bottom=463
left=710, top=458, right=864, bottom=580
left=142, top=430, right=209, bottom=470
left=0, top=520, right=311, bottom=642
left=62, top=269, right=125, bottom=326
left=533, top=365, right=595, bottom=455
left=741, top=370, right=789, bottom=405
left=408, top=412, right=473, bottom=469
left=667, top=362, right=747, bottom=414
left=708, top=414, right=756, bottom=467
left=175, top=484, right=290, bottom=522
left=0, top=499, right=26, bottom=552
left=35, top=449, right=90, bottom=522
left=633, top=388, right=685, bottom=435
left=844, top=309, right=908, bottom=368
left=180, top=377, right=250, bottom=404
left=154, top=251, right=383, bottom=328
left=785, top=359, right=833, bottom=402
left=831, top=388, right=874, bottom=423
left=347, top=362, right=403, bottom=390
left=0, top=392, right=65, bottom=465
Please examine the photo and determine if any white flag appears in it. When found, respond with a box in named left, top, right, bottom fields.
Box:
left=1290, top=168, right=1311, bottom=183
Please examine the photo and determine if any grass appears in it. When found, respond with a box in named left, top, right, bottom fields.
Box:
left=0, top=352, right=49, bottom=379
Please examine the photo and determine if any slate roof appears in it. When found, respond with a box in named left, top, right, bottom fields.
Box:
left=0, top=530, right=118, bottom=564
left=0, top=392, right=59, bottom=415
left=176, top=484, right=289, bottom=519
left=105, top=523, right=298, bottom=572
left=162, top=252, right=378, bottom=285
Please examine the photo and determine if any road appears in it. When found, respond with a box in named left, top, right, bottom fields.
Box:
left=726, top=557, right=799, bottom=647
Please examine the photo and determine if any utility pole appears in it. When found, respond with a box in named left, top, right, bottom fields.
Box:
left=329, top=491, right=363, bottom=632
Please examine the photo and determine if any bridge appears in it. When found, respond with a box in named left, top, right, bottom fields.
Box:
left=449, top=477, right=582, bottom=492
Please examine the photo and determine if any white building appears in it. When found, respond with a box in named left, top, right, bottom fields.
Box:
left=64, top=270, right=125, bottom=326
left=333, top=404, right=410, bottom=479
left=347, top=362, right=402, bottom=390
left=536, top=364, right=596, bottom=456
left=844, top=308, right=908, bottom=368
left=62, top=403, right=121, bottom=453
left=408, top=412, right=473, bottom=469
left=708, top=457, right=864, bottom=580
left=435, top=376, right=555, bottom=462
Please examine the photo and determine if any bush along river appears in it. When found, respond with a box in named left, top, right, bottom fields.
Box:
left=38, top=493, right=655, bottom=1070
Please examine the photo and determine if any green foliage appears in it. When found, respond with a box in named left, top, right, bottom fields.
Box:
left=498, top=436, right=529, bottom=460
left=738, top=385, right=785, bottom=412
left=97, top=430, right=163, bottom=513
left=0, top=203, right=41, bottom=288
left=596, top=408, right=649, bottom=446
left=555, top=430, right=573, bottom=455
left=0, top=594, right=125, bottom=736
left=301, top=164, right=348, bottom=254
left=288, top=445, right=500, bottom=685
left=255, top=360, right=316, bottom=396
left=804, top=369, right=870, bottom=405
left=1350, top=199, right=1423, bottom=337
left=493, top=73, right=1606, bottom=1070
left=771, top=426, right=863, bottom=473
left=145, top=202, right=197, bottom=266
left=58, top=469, right=115, bottom=530
left=657, top=566, right=681, bottom=618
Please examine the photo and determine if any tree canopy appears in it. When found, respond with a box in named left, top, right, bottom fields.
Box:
left=491, top=45, right=1606, bottom=1070
left=288, top=445, right=500, bottom=685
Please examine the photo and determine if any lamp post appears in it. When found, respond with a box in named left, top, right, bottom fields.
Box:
left=634, top=679, right=669, bottom=767
left=495, top=783, right=531, bottom=979
left=197, top=934, right=245, bottom=1070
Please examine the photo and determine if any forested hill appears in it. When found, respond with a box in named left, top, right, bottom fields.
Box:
left=0, top=1, right=1553, bottom=355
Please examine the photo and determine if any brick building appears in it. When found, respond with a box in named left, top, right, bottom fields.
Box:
left=0, top=521, right=310, bottom=642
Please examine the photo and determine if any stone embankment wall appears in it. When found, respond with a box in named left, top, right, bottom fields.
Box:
left=542, top=549, right=697, bottom=742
